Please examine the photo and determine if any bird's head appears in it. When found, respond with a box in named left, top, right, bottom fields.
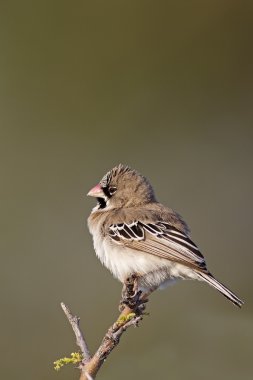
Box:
left=87, top=164, right=156, bottom=210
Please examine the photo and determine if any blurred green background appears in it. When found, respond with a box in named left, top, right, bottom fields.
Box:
left=1, top=1, right=252, bottom=379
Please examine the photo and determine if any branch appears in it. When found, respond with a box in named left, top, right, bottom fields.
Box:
left=61, top=303, right=91, bottom=363
left=60, top=278, right=147, bottom=379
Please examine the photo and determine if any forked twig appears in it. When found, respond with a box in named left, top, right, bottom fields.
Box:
left=60, top=278, right=147, bottom=379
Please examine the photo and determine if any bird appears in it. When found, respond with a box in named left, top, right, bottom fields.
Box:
left=87, top=164, right=243, bottom=308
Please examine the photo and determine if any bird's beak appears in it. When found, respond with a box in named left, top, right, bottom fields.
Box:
left=87, top=184, right=104, bottom=198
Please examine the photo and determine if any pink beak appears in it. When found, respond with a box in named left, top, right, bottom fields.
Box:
left=87, top=184, right=104, bottom=198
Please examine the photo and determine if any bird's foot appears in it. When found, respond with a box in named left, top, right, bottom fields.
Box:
left=119, top=274, right=148, bottom=315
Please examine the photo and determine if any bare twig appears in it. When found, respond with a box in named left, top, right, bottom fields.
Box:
left=61, top=303, right=91, bottom=363
left=60, top=278, right=148, bottom=379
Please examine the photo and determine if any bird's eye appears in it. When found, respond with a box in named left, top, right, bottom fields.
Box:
left=108, top=186, right=117, bottom=195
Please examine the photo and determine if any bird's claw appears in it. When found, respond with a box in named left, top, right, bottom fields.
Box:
left=119, top=275, right=148, bottom=315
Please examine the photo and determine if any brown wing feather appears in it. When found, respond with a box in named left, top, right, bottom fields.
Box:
left=108, top=221, right=207, bottom=271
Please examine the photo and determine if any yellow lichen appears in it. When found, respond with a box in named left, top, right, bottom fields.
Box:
left=116, top=312, right=136, bottom=326
left=54, top=352, right=83, bottom=371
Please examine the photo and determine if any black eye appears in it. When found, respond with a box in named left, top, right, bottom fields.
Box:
left=108, top=186, right=117, bottom=195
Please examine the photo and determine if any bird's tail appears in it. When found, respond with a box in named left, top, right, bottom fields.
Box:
left=197, top=271, right=244, bottom=308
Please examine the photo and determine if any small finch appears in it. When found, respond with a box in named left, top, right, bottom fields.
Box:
left=87, top=164, right=243, bottom=308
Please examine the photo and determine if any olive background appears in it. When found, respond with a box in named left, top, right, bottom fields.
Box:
left=1, top=1, right=253, bottom=379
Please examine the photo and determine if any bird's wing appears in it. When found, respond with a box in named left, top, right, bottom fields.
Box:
left=108, top=221, right=206, bottom=270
